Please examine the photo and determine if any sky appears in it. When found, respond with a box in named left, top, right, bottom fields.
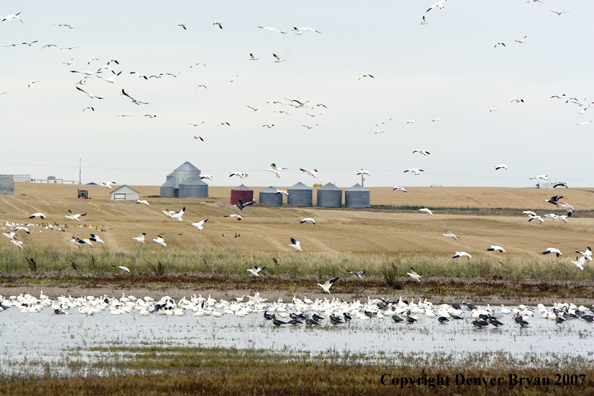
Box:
left=1, top=0, right=593, bottom=188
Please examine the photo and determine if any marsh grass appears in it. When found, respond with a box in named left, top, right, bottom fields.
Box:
left=2, top=346, right=594, bottom=395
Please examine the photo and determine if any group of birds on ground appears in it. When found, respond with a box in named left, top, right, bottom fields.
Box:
left=3, top=291, right=594, bottom=332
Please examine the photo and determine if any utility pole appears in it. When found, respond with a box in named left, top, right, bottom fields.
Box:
left=79, top=158, right=81, bottom=185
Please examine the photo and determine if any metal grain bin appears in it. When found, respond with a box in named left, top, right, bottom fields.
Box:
left=287, top=182, right=312, bottom=207
left=345, top=184, right=370, bottom=208
left=259, top=186, right=282, bottom=207
left=160, top=177, right=177, bottom=198
left=178, top=177, right=208, bottom=198
left=317, top=183, right=342, bottom=208
left=173, top=161, right=201, bottom=188
left=230, top=184, right=254, bottom=205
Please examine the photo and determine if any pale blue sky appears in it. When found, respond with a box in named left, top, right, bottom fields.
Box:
left=1, top=1, right=592, bottom=188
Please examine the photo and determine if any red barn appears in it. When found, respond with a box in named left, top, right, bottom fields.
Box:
left=230, top=184, right=254, bottom=206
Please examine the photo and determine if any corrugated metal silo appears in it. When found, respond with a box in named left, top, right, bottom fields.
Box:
left=287, top=182, right=313, bottom=207
left=178, top=178, right=208, bottom=198
left=259, top=186, right=283, bottom=207
left=317, top=183, right=342, bottom=208
left=345, top=184, right=370, bottom=208
left=160, top=178, right=177, bottom=198
left=173, top=161, right=201, bottom=188
left=230, top=184, right=254, bottom=205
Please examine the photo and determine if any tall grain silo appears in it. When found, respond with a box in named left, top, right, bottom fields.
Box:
left=178, top=178, right=208, bottom=198
left=230, top=184, right=254, bottom=205
left=173, top=161, right=201, bottom=188
left=345, top=184, right=370, bottom=208
left=259, top=186, right=282, bottom=207
left=160, top=176, right=177, bottom=197
left=287, top=182, right=313, bottom=207
left=317, top=183, right=342, bottom=208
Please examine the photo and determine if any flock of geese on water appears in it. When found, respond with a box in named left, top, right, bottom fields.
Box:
left=2, top=291, right=594, bottom=330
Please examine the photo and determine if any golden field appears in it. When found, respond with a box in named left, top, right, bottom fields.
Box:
left=0, top=183, right=592, bottom=258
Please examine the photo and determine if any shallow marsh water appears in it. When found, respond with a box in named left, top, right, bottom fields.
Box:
left=1, top=300, right=593, bottom=377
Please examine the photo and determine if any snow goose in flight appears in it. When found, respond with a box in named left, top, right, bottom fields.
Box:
left=511, top=98, right=524, bottom=103
left=442, top=230, right=459, bottom=240
left=495, top=164, right=507, bottom=170
left=571, top=256, right=586, bottom=271
left=552, top=182, right=568, bottom=188
left=407, top=267, right=421, bottom=281
left=550, top=10, right=569, bottom=15
left=178, top=23, right=187, bottom=30
left=136, top=200, right=149, bottom=205
left=528, top=215, right=544, bottom=223
left=292, top=26, right=322, bottom=34
left=376, top=118, right=392, bottom=126
left=113, top=265, right=130, bottom=273
left=273, top=53, right=284, bottom=63
left=1, top=12, right=23, bottom=23
left=229, top=172, right=248, bottom=178
left=3, top=232, right=16, bottom=240
left=213, top=22, right=223, bottom=29
left=262, top=124, right=274, bottom=128
left=318, top=277, right=339, bottom=294
left=412, top=150, right=430, bottom=156
left=426, top=1, right=446, bottom=12
left=225, top=214, right=243, bottom=221
left=300, top=218, right=316, bottom=225
left=194, top=136, right=204, bottom=141
left=76, top=86, right=103, bottom=100
left=406, top=120, right=415, bottom=124
left=133, top=233, right=146, bottom=243
left=530, top=175, right=548, bottom=180
left=69, top=236, right=81, bottom=247
left=393, top=186, right=407, bottom=192
left=358, top=74, right=374, bottom=80
left=514, top=36, right=527, bottom=43
left=300, top=168, right=318, bottom=178
left=247, top=266, right=266, bottom=277
left=171, top=207, right=185, bottom=222
left=13, top=227, right=30, bottom=234
left=99, top=181, right=117, bottom=189
left=487, top=246, right=505, bottom=253
left=83, top=106, right=94, bottom=111
left=494, top=42, right=506, bottom=48
left=10, top=239, right=23, bottom=249
left=576, top=121, right=592, bottom=126
left=153, top=235, right=166, bottom=247
left=190, top=219, right=208, bottom=230
left=78, top=238, right=93, bottom=247
left=357, top=169, right=371, bottom=176
left=542, top=247, right=562, bottom=257
left=65, top=210, right=86, bottom=222
left=374, top=130, right=385, bottom=134
left=350, top=270, right=365, bottom=280
left=121, top=89, right=149, bottom=105
left=432, top=118, right=440, bottom=122
left=235, top=199, right=255, bottom=213
left=249, top=53, right=259, bottom=61
left=28, top=81, right=42, bottom=88
left=29, top=212, right=46, bottom=219
left=418, top=208, right=433, bottom=215
left=200, top=175, right=213, bottom=180
left=275, top=189, right=289, bottom=196
left=289, top=237, right=302, bottom=252
left=421, top=16, right=428, bottom=25
left=489, top=108, right=499, bottom=112
left=576, top=247, right=592, bottom=261
left=257, top=26, right=286, bottom=34
left=90, top=234, right=104, bottom=244
left=558, top=201, right=574, bottom=217
left=522, top=210, right=536, bottom=216
left=452, top=252, right=472, bottom=259
left=404, top=168, right=424, bottom=175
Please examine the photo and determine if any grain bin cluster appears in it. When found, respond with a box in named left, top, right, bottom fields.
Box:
left=160, top=162, right=208, bottom=198
left=255, top=182, right=370, bottom=208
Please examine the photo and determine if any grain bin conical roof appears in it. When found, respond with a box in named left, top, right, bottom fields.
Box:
left=174, top=161, right=200, bottom=173
left=232, top=184, right=253, bottom=191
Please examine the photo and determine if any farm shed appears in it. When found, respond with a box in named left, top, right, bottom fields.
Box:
left=230, top=184, right=254, bottom=205
left=110, top=185, right=140, bottom=201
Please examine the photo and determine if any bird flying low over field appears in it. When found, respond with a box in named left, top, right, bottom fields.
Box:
left=528, top=215, right=544, bottom=223
left=190, top=219, right=208, bottom=230
left=247, top=266, right=266, bottom=276
left=225, top=214, right=243, bottom=221
left=300, top=218, right=316, bottom=225
left=453, top=252, right=472, bottom=259
left=349, top=270, right=366, bottom=280
left=289, top=237, right=301, bottom=252
left=418, top=208, right=433, bottom=215
left=90, top=234, right=104, bottom=244
left=318, top=276, right=339, bottom=293
left=229, top=172, right=248, bottom=179
left=99, top=181, right=117, bottom=189
left=404, top=168, right=424, bottom=175
left=136, top=200, right=149, bottom=205
left=133, top=233, right=146, bottom=243
left=442, top=230, right=459, bottom=240
left=235, top=199, right=255, bottom=213
left=407, top=267, right=421, bottom=281
left=487, top=246, right=505, bottom=253
left=542, top=247, right=562, bottom=257
left=393, top=187, right=407, bottom=192
left=571, top=256, right=586, bottom=271
left=267, top=163, right=288, bottom=178
left=112, top=265, right=130, bottom=273
left=153, top=235, right=166, bottom=247
left=29, top=212, right=46, bottom=219
left=65, top=210, right=85, bottom=222
left=300, top=168, right=318, bottom=178
left=576, top=247, right=592, bottom=261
